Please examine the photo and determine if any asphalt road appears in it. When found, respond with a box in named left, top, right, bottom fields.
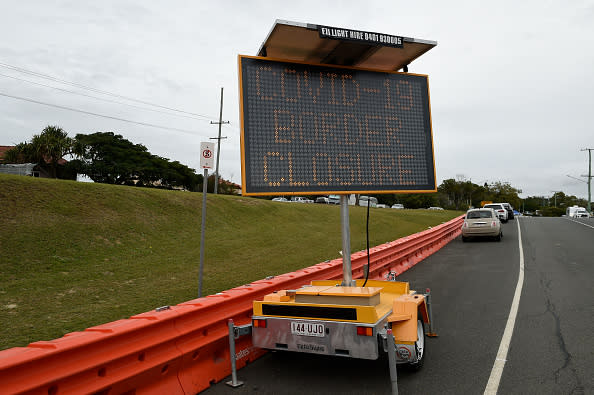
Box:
left=204, top=217, right=593, bottom=394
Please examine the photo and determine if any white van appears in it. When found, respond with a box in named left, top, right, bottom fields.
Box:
left=358, top=195, right=378, bottom=207
left=566, top=205, right=586, bottom=218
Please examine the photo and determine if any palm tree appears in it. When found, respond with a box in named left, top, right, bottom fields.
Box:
left=4, top=125, right=73, bottom=178
left=31, top=126, right=73, bottom=178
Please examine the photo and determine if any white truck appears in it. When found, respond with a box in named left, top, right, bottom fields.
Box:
left=566, top=205, right=590, bottom=218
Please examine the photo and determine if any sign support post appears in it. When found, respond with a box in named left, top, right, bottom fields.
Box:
left=198, top=142, right=215, bottom=298
left=340, top=195, right=353, bottom=286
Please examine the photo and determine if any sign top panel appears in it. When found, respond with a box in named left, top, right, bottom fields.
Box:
left=238, top=56, right=436, bottom=196
left=257, top=20, right=437, bottom=71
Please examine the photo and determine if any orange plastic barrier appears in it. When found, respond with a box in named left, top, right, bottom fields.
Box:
left=0, top=215, right=463, bottom=395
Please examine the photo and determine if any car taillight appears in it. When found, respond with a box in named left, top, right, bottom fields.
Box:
left=491, top=221, right=497, bottom=227
left=253, top=319, right=267, bottom=328
left=463, top=222, right=468, bottom=228
left=356, top=326, right=373, bottom=336
left=498, top=209, right=505, bottom=212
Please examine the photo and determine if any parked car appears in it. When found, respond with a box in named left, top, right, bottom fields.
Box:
left=495, top=202, right=514, bottom=220
left=290, top=196, right=313, bottom=203
left=483, top=203, right=509, bottom=223
left=427, top=206, right=444, bottom=210
left=358, top=196, right=378, bottom=207
left=461, top=208, right=502, bottom=242
left=315, top=197, right=330, bottom=204
left=328, top=195, right=341, bottom=205
left=376, top=204, right=388, bottom=208
left=391, top=204, right=404, bottom=209
left=271, top=197, right=288, bottom=202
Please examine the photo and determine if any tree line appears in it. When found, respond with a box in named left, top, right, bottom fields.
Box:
left=6, top=126, right=588, bottom=213
left=372, top=179, right=589, bottom=215
left=4, top=125, right=222, bottom=192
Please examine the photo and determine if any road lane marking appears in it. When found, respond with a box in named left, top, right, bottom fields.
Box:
left=484, top=218, right=525, bottom=395
left=566, top=218, right=594, bottom=229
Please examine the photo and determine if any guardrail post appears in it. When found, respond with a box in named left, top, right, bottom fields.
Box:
left=226, top=319, right=244, bottom=388
left=425, top=288, right=438, bottom=337
left=386, top=328, right=399, bottom=395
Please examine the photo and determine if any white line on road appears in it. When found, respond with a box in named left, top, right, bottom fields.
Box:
left=566, top=218, right=594, bottom=229
left=484, top=218, right=525, bottom=395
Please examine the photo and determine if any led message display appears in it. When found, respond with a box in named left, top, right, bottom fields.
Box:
left=239, top=56, right=436, bottom=195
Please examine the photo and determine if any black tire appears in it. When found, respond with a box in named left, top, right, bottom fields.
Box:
left=407, top=318, right=426, bottom=371
left=495, top=232, right=502, bottom=242
left=462, top=236, right=468, bottom=242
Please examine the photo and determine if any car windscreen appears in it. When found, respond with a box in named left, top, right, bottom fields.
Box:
left=483, top=205, right=500, bottom=210
left=467, top=211, right=493, bottom=219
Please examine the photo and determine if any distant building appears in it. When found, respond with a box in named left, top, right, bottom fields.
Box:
left=0, top=163, right=37, bottom=176
left=0, top=145, right=69, bottom=178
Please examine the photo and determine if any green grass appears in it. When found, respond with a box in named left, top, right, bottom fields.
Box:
left=0, top=173, right=461, bottom=350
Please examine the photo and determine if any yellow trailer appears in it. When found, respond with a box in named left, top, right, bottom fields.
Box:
left=252, top=279, right=434, bottom=368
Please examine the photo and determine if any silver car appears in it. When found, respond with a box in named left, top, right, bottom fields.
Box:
left=462, top=208, right=502, bottom=242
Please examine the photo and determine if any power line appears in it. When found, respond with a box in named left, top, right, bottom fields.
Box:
left=0, top=61, right=217, bottom=121
left=0, top=72, right=214, bottom=122
left=0, top=91, right=206, bottom=136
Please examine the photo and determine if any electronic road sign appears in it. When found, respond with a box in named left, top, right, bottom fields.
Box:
left=239, top=55, right=436, bottom=196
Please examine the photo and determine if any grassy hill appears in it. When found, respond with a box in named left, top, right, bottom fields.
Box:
left=0, top=174, right=461, bottom=350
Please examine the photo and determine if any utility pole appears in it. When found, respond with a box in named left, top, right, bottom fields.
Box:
left=581, top=148, right=593, bottom=213
left=550, top=190, right=561, bottom=208
left=210, top=87, right=229, bottom=194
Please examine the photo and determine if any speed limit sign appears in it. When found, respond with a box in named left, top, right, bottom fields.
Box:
left=200, top=142, right=215, bottom=169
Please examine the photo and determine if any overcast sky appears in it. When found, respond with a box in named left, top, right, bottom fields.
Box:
left=1, top=0, right=593, bottom=199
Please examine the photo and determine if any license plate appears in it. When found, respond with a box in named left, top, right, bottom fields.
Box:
left=291, top=321, right=325, bottom=337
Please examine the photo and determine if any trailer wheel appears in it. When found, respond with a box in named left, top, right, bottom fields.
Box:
left=407, top=318, right=425, bottom=371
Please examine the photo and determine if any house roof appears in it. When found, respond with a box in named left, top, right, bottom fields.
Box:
left=0, top=146, right=15, bottom=162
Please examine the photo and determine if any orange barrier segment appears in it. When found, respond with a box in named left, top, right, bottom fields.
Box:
left=0, top=215, right=463, bottom=395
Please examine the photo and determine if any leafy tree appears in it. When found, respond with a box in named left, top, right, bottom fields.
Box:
left=71, top=132, right=199, bottom=190
left=4, top=125, right=73, bottom=178
left=485, top=181, right=522, bottom=208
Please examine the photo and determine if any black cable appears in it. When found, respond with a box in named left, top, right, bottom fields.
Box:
left=0, top=72, right=213, bottom=122
left=362, top=196, right=371, bottom=287
left=0, top=61, right=217, bottom=120
left=0, top=91, right=204, bottom=135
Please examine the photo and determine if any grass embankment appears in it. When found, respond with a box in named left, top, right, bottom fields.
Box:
left=0, top=174, right=460, bottom=350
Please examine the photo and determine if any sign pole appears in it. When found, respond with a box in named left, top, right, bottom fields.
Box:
left=198, top=142, right=215, bottom=298
left=198, top=168, right=208, bottom=297
left=340, top=195, right=353, bottom=286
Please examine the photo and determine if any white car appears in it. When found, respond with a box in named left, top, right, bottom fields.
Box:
left=391, top=204, right=404, bottom=209
left=483, top=203, right=509, bottom=223
left=328, top=195, right=341, bottom=205
left=359, top=196, right=378, bottom=207
left=290, top=196, right=313, bottom=203
left=271, top=197, right=288, bottom=202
